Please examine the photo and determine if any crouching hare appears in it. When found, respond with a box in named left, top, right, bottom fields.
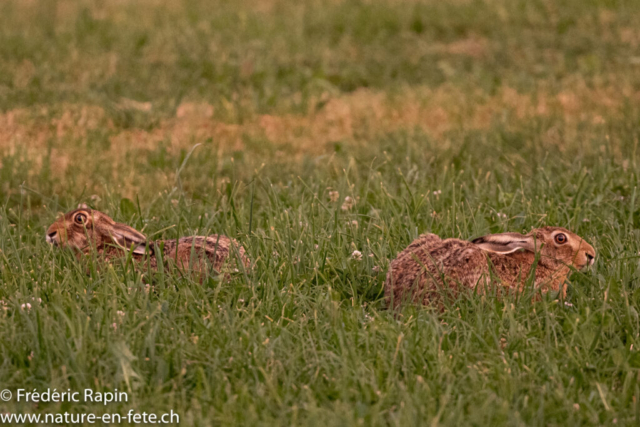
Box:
left=46, top=205, right=250, bottom=275
left=385, top=227, right=595, bottom=308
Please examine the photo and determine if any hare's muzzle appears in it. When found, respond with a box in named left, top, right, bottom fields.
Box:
left=46, top=230, right=59, bottom=246
left=578, top=242, right=596, bottom=269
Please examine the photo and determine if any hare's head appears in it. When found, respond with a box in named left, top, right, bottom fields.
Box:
left=472, top=226, right=595, bottom=270
left=46, top=204, right=148, bottom=254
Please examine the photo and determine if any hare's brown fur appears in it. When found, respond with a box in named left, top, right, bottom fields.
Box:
left=385, top=227, right=595, bottom=308
left=46, top=207, right=249, bottom=274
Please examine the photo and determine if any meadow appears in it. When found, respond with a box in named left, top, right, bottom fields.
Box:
left=1, top=0, right=640, bottom=425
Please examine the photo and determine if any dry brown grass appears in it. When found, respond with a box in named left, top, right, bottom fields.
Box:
left=1, top=78, right=636, bottom=189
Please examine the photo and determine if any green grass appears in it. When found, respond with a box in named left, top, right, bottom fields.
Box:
left=1, top=0, right=640, bottom=425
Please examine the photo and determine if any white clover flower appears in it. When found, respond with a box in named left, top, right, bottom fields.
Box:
left=351, top=250, right=363, bottom=261
left=341, top=196, right=355, bottom=211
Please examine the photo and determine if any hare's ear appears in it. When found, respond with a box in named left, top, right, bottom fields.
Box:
left=472, top=232, right=538, bottom=254
left=77, top=203, right=89, bottom=210
left=110, top=223, right=149, bottom=255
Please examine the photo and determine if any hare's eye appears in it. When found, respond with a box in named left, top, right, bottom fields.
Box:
left=554, top=233, right=567, bottom=244
left=74, top=213, right=87, bottom=224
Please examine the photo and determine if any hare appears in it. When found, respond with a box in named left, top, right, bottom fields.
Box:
left=46, top=205, right=250, bottom=275
left=385, top=227, right=595, bottom=308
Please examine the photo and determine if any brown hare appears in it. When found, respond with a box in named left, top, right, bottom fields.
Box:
left=385, top=227, right=595, bottom=308
left=46, top=205, right=250, bottom=275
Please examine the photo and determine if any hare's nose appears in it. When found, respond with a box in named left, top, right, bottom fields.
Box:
left=46, top=231, right=57, bottom=244
left=585, top=253, right=595, bottom=265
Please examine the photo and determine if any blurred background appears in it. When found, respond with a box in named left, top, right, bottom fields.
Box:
left=1, top=0, right=638, bottom=204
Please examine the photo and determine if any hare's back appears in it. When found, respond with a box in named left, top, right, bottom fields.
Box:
left=389, top=237, right=485, bottom=278
left=159, top=235, right=249, bottom=269
left=404, top=233, right=443, bottom=252
left=391, top=233, right=442, bottom=262
left=426, top=238, right=483, bottom=266
left=393, top=235, right=476, bottom=267
left=385, top=236, right=488, bottom=307
left=175, top=235, right=238, bottom=255
left=200, top=235, right=249, bottom=268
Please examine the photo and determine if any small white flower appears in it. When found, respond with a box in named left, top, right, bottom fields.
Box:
left=582, top=218, right=590, bottom=222
left=328, top=191, right=340, bottom=203
left=117, top=310, right=125, bottom=317
left=341, top=196, right=355, bottom=211
left=21, top=303, right=32, bottom=311
left=111, top=323, right=118, bottom=330
left=351, top=250, right=363, bottom=261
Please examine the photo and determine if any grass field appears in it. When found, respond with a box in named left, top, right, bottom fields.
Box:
left=1, top=0, right=640, bottom=425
